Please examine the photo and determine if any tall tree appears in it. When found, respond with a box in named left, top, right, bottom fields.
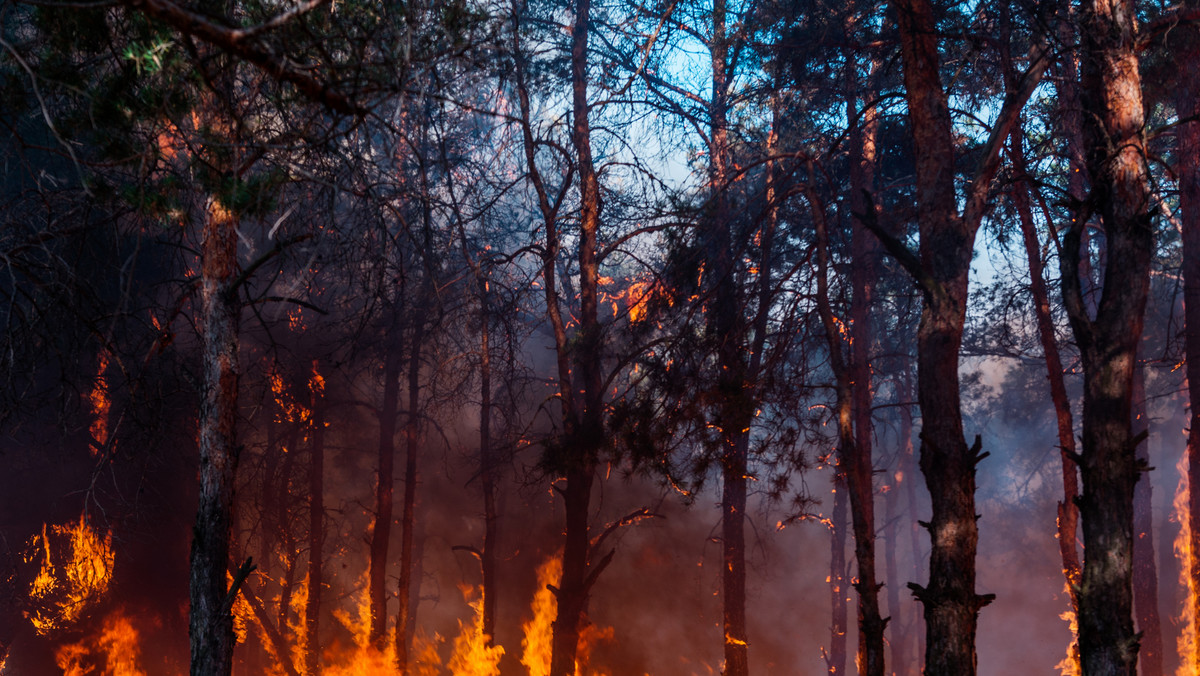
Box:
left=1059, top=0, right=1153, bottom=672
left=876, top=1, right=1049, bottom=672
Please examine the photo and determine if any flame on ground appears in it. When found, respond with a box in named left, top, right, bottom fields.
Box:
left=520, top=555, right=613, bottom=676
left=54, top=609, right=147, bottom=676
left=323, top=570, right=399, bottom=676
left=26, top=517, right=115, bottom=635
left=1177, top=449, right=1198, bottom=676
left=447, top=585, right=503, bottom=676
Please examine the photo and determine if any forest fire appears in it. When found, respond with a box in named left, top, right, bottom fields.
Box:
left=25, top=519, right=115, bottom=637
left=55, top=611, right=147, bottom=676
left=5, top=0, right=1200, bottom=673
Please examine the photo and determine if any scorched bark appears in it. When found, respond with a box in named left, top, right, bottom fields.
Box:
left=190, top=196, right=241, bottom=676
left=1061, top=0, right=1153, bottom=672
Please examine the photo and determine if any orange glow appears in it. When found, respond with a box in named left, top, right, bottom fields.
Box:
left=87, top=351, right=111, bottom=455
left=626, top=280, right=656, bottom=324
left=520, top=555, right=612, bottom=676
left=26, top=517, right=115, bottom=635
left=1054, top=581, right=1080, bottom=676
left=447, top=585, right=504, bottom=675
left=1176, top=449, right=1198, bottom=676
left=521, top=556, right=559, bottom=676
left=324, top=570, right=398, bottom=676
left=55, top=610, right=148, bottom=676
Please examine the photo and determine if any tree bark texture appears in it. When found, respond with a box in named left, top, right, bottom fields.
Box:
left=1062, top=1, right=1153, bottom=673
left=190, top=194, right=241, bottom=676
left=890, top=0, right=993, bottom=672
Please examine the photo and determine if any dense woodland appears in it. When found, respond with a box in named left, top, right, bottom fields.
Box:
left=4, top=0, right=1200, bottom=674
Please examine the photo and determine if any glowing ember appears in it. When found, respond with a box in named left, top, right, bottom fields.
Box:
left=25, top=517, right=115, bottom=635
left=447, top=585, right=504, bottom=676
left=87, top=351, right=111, bottom=455
left=54, top=610, right=147, bottom=676
left=1177, top=449, right=1198, bottom=675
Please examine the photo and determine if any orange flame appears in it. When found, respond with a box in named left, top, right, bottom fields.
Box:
left=1054, top=581, right=1080, bottom=676
left=520, top=555, right=612, bottom=676
left=1177, top=449, right=1198, bottom=675
left=26, top=517, right=115, bottom=635
left=323, top=570, right=397, bottom=676
left=447, top=585, right=504, bottom=676
left=54, top=609, right=147, bottom=676
left=87, top=351, right=111, bottom=455
left=521, top=557, right=559, bottom=676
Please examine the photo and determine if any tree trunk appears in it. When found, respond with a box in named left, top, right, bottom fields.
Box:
left=1010, top=103, right=1082, bottom=671
left=190, top=194, right=241, bottom=676
left=1175, top=2, right=1200, bottom=669
left=1132, top=362, right=1163, bottom=676
left=814, top=134, right=884, bottom=676
left=480, top=295, right=498, bottom=644
left=828, top=473, right=849, bottom=676
left=703, top=2, right=750, bottom=673
left=1062, top=1, right=1153, bottom=673
left=304, top=369, right=325, bottom=676
left=548, top=0, right=605, bottom=670
left=369, top=341, right=402, bottom=649
left=395, top=322, right=425, bottom=674
left=847, top=63, right=885, bottom=676
left=890, top=0, right=992, bottom=672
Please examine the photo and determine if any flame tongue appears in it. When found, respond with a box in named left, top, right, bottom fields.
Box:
left=447, top=585, right=503, bottom=675
left=520, top=555, right=613, bottom=676
left=54, top=610, right=147, bottom=676
left=26, top=517, right=115, bottom=636
left=1178, top=450, right=1198, bottom=675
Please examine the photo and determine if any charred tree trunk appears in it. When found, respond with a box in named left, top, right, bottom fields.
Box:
left=548, top=0, right=605, bottom=670
left=304, top=370, right=325, bottom=676
left=395, top=320, right=425, bottom=674
left=480, top=296, right=498, bottom=644
left=190, top=192, right=241, bottom=676
left=828, top=473, right=849, bottom=676
left=1132, top=362, right=1163, bottom=676
left=369, top=341, right=402, bottom=649
left=1175, top=2, right=1200, bottom=669
left=1061, top=1, right=1153, bottom=673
